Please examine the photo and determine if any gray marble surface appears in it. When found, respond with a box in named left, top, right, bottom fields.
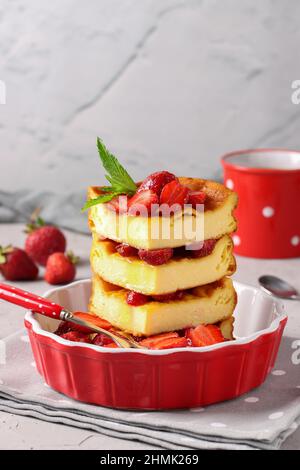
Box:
left=1, top=0, right=300, bottom=196
left=0, top=223, right=299, bottom=450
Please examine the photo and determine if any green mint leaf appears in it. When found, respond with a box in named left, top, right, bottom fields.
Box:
left=96, top=137, right=137, bottom=194
left=81, top=192, right=120, bottom=212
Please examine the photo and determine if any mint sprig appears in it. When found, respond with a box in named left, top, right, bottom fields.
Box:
left=81, top=191, right=120, bottom=211
left=81, top=138, right=137, bottom=211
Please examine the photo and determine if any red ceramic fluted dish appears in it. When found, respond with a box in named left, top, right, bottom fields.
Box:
left=24, top=279, right=287, bottom=410
left=222, top=148, right=300, bottom=259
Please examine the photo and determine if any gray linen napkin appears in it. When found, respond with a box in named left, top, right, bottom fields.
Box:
left=0, top=190, right=88, bottom=234
left=0, top=330, right=299, bottom=450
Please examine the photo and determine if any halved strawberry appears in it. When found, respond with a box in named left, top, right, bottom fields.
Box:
left=138, top=247, right=173, bottom=266
left=139, top=332, right=179, bottom=348
left=60, top=331, right=92, bottom=343
left=151, top=336, right=188, bottom=350
left=160, top=180, right=189, bottom=208
left=152, top=291, right=183, bottom=302
left=188, top=191, right=207, bottom=208
left=54, top=321, right=72, bottom=336
left=106, top=195, right=129, bottom=214
left=92, top=333, right=114, bottom=346
left=115, top=243, right=138, bottom=257
left=137, top=171, right=178, bottom=195
left=188, top=239, right=217, bottom=258
left=126, top=291, right=149, bottom=306
left=186, top=324, right=225, bottom=347
left=128, top=190, right=159, bottom=216
left=104, top=342, right=119, bottom=348
left=73, top=312, right=113, bottom=330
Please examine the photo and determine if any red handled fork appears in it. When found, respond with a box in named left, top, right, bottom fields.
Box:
left=0, top=282, right=146, bottom=349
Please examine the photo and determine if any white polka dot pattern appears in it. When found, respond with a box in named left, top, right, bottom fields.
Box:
left=269, top=412, right=284, bottom=420
left=244, top=397, right=259, bottom=403
left=232, top=235, right=241, bottom=246
left=225, top=179, right=234, bottom=190
left=262, top=206, right=275, bottom=218
left=272, top=369, right=286, bottom=376
left=291, top=236, right=300, bottom=246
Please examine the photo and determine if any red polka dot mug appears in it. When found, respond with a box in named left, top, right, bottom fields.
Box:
left=221, top=149, right=300, bottom=259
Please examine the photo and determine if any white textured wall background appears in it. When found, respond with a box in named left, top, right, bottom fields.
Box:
left=0, top=0, right=300, bottom=195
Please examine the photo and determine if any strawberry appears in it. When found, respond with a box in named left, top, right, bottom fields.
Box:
left=54, top=321, right=72, bottom=336
left=60, top=331, right=92, bottom=344
left=152, top=291, right=183, bottom=302
left=186, top=324, right=225, bottom=347
left=92, top=333, right=114, bottom=346
left=0, top=245, right=38, bottom=281
left=106, top=195, right=128, bottom=214
left=151, top=336, right=188, bottom=350
left=138, top=247, right=173, bottom=266
left=25, top=217, right=66, bottom=266
left=128, top=190, right=159, bottom=216
left=139, top=332, right=179, bottom=348
left=115, top=243, right=138, bottom=257
left=160, top=180, right=189, bottom=210
left=188, top=191, right=207, bottom=208
left=188, top=239, right=217, bottom=258
left=45, top=251, right=79, bottom=285
left=73, top=311, right=112, bottom=331
left=126, top=290, right=149, bottom=306
left=137, top=171, right=177, bottom=195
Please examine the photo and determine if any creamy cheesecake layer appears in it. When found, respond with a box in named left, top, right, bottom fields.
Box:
left=90, top=235, right=236, bottom=295
left=88, top=178, right=238, bottom=250
left=89, top=275, right=237, bottom=336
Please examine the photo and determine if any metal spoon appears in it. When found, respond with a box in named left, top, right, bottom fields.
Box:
left=259, top=275, right=300, bottom=301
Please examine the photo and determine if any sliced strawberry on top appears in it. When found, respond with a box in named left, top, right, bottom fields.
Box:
left=160, top=180, right=189, bottom=210
left=138, top=247, right=173, bottom=266
left=152, top=291, right=183, bottom=302
left=106, top=195, right=129, bottom=214
left=186, top=324, right=225, bottom=347
left=126, top=291, right=149, bottom=306
left=137, top=171, right=178, bottom=195
left=127, top=190, right=159, bottom=216
left=188, top=191, right=207, bottom=208
left=139, top=332, right=179, bottom=348
left=73, top=312, right=113, bottom=330
left=188, top=239, right=217, bottom=258
left=151, top=336, right=189, bottom=350
left=115, top=243, right=138, bottom=257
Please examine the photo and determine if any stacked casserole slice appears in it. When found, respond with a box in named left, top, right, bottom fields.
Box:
left=87, top=177, right=238, bottom=341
